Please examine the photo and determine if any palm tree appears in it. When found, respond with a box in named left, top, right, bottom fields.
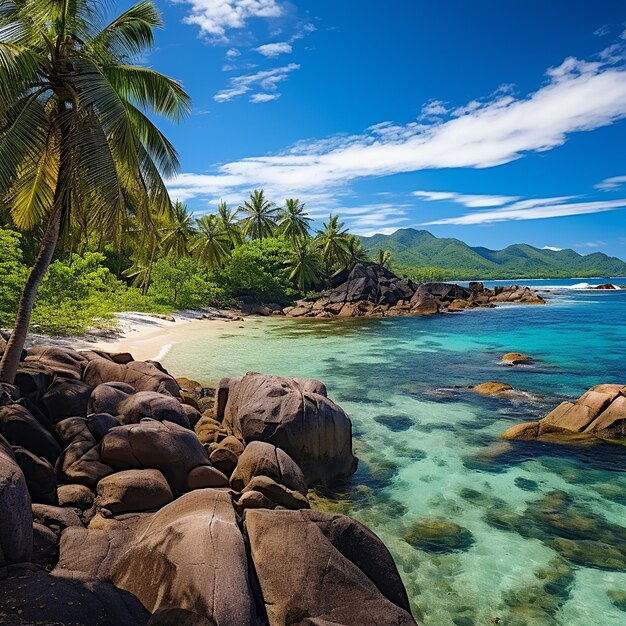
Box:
left=277, top=199, right=312, bottom=244
left=238, top=190, right=277, bottom=246
left=345, top=235, right=368, bottom=267
left=192, top=214, right=231, bottom=269
left=0, top=0, right=190, bottom=383
left=161, top=201, right=195, bottom=258
left=376, top=249, right=392, bottom=269
left=217, top=201, right=242, bottom=248
left=316, top=214, right=351, bottom=274
left=288, top=241, right=322, bottom=292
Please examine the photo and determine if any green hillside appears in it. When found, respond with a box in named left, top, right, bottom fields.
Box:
left=360, top=229, right=626, bottom=280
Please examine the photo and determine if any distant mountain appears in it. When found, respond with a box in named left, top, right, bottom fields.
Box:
left=359, top=229, right=626, bottom=280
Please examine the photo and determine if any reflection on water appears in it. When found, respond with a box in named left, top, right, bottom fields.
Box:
left=162, top=287, right=626, bottom=626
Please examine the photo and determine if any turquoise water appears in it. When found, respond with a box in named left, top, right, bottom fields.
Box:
left=162, top=282, right=626, bottom=625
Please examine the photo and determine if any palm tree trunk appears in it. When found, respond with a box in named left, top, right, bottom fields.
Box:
left=0, top=205, right=62, bottom=383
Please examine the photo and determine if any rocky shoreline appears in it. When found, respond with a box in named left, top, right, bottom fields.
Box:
left=280, top=263, right=545, bottom=319
left=0, top=343, right=417, bottom=625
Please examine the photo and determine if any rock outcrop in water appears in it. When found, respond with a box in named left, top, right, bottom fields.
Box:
left=281, top=262, right=545, bottom=318
left=0, top=344, right=415, bottom=625
left=502, top=384, right=626, bottom=443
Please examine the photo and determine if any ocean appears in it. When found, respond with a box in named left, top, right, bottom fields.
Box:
left=161, top=279, right=626, bottom=625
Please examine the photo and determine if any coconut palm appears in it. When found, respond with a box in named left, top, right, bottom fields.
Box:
left=277, top=199, right=312, bottom=244
left=288, top=241, right=322, bottom=292
left=217, top=201, right=242, bottom=248
left=191, top=214, right=231, bottom=269
left=238, top=190, right=277, bottom=246
left=345, top=235, right=368, bottom=267
left=376, top=249, right=392, bottom=269
left=0, top=0, right=190, bottom=383
left=160, top=201, right=195, bottom=258
left=316, top=214, right=351, bottom=273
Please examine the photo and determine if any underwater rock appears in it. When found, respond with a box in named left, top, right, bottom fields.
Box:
left=403, top=517, right=474, bottom=553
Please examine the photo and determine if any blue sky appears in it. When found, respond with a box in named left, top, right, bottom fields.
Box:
left=143, top=1, right=626, bottom=258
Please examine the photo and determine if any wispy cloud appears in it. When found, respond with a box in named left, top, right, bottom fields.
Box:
left=225, top=48, right=240, bottom=59
left=214, top=63, right=300, bottom=102
left=180, top=0, right=283, bottom=39
left=543, top=246, right=563, bottom=251
left=595, top=174, right=626, bottom=190
left=424, top=199, right=626, bottom=225
left=250, top=93, right=280, bottom=103
left=413, top=190, right=520, bottom=208
left=254, top=42, right=292, bottom=57
left=594, top=25, right=611, bottom=37
left=173, top=44, right=626, bottom=211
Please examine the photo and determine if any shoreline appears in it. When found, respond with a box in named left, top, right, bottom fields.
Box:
left=25, top=308, right=250, bottom=363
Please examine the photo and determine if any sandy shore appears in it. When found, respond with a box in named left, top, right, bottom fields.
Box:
left=27, top=309, right=250, bottom=362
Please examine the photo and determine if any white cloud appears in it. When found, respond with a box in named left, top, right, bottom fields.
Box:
left=419, top=99, right=448, bottom=118
left=214, top=63, right=300, bottom=102
left=595, top=174, right=626, bottom=190
left=413, top=190, right=520, bottom=208
left=542, top=246, right=563, bottom=251
left=254, top=42, right=292, bottom=57
left=424, top=199, right=626, bottom=225
left=180, top=0, right=282, bottom=38
left=594, top=25, right=610, bottom=37
left=250, top=93, right=280, bottom=103
left=173, top=47, right=626, bottom=208
left=225, top=48, right=240, bottom=59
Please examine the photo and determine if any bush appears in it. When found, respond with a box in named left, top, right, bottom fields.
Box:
left=148, top=257, right=225, bottom=309
left=219, top=237, right=296, bottom=303
left=0, top=229, right=28, bottom=327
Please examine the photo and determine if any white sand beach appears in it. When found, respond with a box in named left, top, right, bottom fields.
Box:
left=27, top=309, right=251, bottom=362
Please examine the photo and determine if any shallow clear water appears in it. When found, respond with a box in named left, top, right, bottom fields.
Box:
left=162, top=282, right=626, bottom=626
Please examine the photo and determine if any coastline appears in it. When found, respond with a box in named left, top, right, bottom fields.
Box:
left=26, top=309, right=251, bottom=363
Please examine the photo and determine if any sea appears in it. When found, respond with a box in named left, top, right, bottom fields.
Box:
left=161, top=278, right=626, bottom=626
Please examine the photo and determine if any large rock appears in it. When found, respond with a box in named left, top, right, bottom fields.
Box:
left=0, top=564, right=149, bottom=625
left=110, top=489, right=257, bottom=625
left=100, top=419, right=211, bottom=495
left=56, top=416, right=115, bottom=488
left=0, top=402, right=61, bottom=463
left=209, top=435, right=244, bottom=475
left=230, top=440, right=307, bottom=494
left=88, top=381, right=135, bottom=415
left=56, top=512, right=153, bottom=580
left=0, top=435, right=32, bottom=566
left=245, top=508, right=416, bottom=625
left=41, top=377, right=93, bottom=421
left=83, top=359, right=180, bottom=396
left=25, top=345, right=90, bottom=380
left=502, top=384, right=626, bottom=443
left=117, top=391, right=190, bottom=428
left=220, top=373, right=357, bottom=486
left=96, top=469, right=173, bottom=515
left=13, top=446, right=58, bottom=505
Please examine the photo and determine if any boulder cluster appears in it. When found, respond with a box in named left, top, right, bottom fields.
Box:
left=502, top=383, right=626, bottom=443
left=0, top=343, right=417, bottom=625
left=280, top=262, right=545, bottom=318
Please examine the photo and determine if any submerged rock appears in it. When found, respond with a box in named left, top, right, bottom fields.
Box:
left=403, top=517, right=474, bottom=553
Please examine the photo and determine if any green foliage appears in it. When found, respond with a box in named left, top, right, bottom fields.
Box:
left=0, top=229, right=27, bottom=327
left=149, top=257, right=225, bottom=309
left=219, top=237, right=296, bottom=303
